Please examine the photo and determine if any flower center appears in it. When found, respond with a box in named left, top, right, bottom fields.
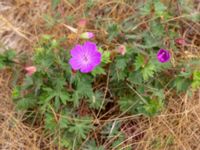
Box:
left=82, top=54, right=90, bottom=64
left=83, top=55, right=88, bottom=61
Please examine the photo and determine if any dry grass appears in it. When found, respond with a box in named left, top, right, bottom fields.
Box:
left=92, top=91, right=200, bottom=150
left=0, top=70, right=57, bottom=150
left=0, top=1, right=60, bottom=149
left=136, top=92, right=200, bottom=150
left=0, top=0, right=200, bottom=150
left=0, top=70, right=39, bottom=150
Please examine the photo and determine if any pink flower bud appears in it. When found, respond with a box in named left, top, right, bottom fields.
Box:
left=80, top=32, right=94, bottom=39
left=77, top=19, right=87, bottom=27
left=25, top=66, right=37, bottom=76
left=117, top=45, right=126, bottom=55
left=175, top=38, right=186, bottom=46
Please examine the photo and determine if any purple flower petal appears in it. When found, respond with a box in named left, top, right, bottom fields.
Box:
left=80, top=64, right=94, bottom=73
left=91, top=53, right=101, bottom=66
left=157, top=49, right=170, bottom=63
left=69, top=58, right=82, bottom=70
left=83, top=41, right=98, bottom=52
left=70, top=45, right=83, bottom=57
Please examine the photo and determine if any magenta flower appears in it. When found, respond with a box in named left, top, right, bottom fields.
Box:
left=157, top=49, right=170, bottom=63
left=69, top=41, right=101, bottom=73
left=80, top=32, right=94, bottom=39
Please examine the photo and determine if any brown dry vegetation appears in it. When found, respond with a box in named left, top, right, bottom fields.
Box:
left=0, top=0, right=200, bottom=150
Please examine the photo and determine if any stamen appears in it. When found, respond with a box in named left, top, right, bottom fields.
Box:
left=83, top=55, right=88, bottom=62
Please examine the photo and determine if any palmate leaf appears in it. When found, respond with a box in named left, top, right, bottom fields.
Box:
left=142, top=32, right=159, bottom=48
left=141, top=21, right=165, bottom=48
left=83, top=139, right=104, bottom=150
left=52, top=75, right=66, bottom=89
left=59, top=91, right=70, bottom=105
left=77, top=77, right=93, bottom=98
left=88, top=91, right=104, bottom=109
left=38, top=88, right=57, bottom=112
left=107, top=23, right=120, bottom=41
left=59, top=133, right=75, bottom=150
left=91, top=66, right=106, bottom=76
left=101, top=50, right=111, bottom=64
left=173, top=77, right=191, bottom=92
left=34, top=47, right=55, bottom=69
left=5, top=49, right=16, bottom=60
left=86, top=0, right=95, bottom=9
left=192, top=70, right=200, bottom=89
left=128, top=70, right=143, bottom=84
left=137, top=98, right=164, bottom=117
left=150, top=21, right=165, bottom=38
left=69, top=117, right=92, bottom=139
left=59, top=116, right=68, bottom=129
left=116, top=69, right=127, bottom=81
left=112, top=57, right=129, bottom=81
left=140, top=0, right=152, bottom=15
left=22, top=76, right=34, bottom=90
left=41, top=88, right=70, bottom=111
left=45, top=113, right=57, bottom=132
left=154, top=0, right=167, bottom=16
left=118, top=96, right=139, bottom=114
left=0, top=49, right=16, bottom=69
left=0, top=62, right=4, bottom=69
left=60, top=138, right=71, bottom=149
left=142, top=63, right=156, bottom=81
left=115, top=58, right=127, bottom=70
left=134, top=54, right=145, bottom=70
left=51, top=0, right=60, bottom=10
left=12, top=87, right=21, bottom=100
left=192, top=81, right=200, bottom=90
left=134, top=54, right=156, bottom=81
left=140, top=0, right=169, bottom=19
left=193, top=70, right=200, bottom=81
left=16, top=95, right=37, bottom=110
left=71, top=91, right=80, bottom=107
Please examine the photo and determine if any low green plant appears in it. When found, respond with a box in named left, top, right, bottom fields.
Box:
left=0, top=0, right=199, bottom=149
left=0, top=49, right=16, bottom=69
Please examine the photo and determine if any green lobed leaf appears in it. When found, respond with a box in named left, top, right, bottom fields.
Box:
left=134, top=54, right=145, bottom=70
left=69, top=117, right=92, bottom=140
left=137, top=98, right=164, bottom=117
left=142, top=62, right=156, bottom=81
left=192, top=70, right=200, bottom=89
left=92, top=66, right=106, bottom=76
left=51, top=0, right=61, bottom=10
